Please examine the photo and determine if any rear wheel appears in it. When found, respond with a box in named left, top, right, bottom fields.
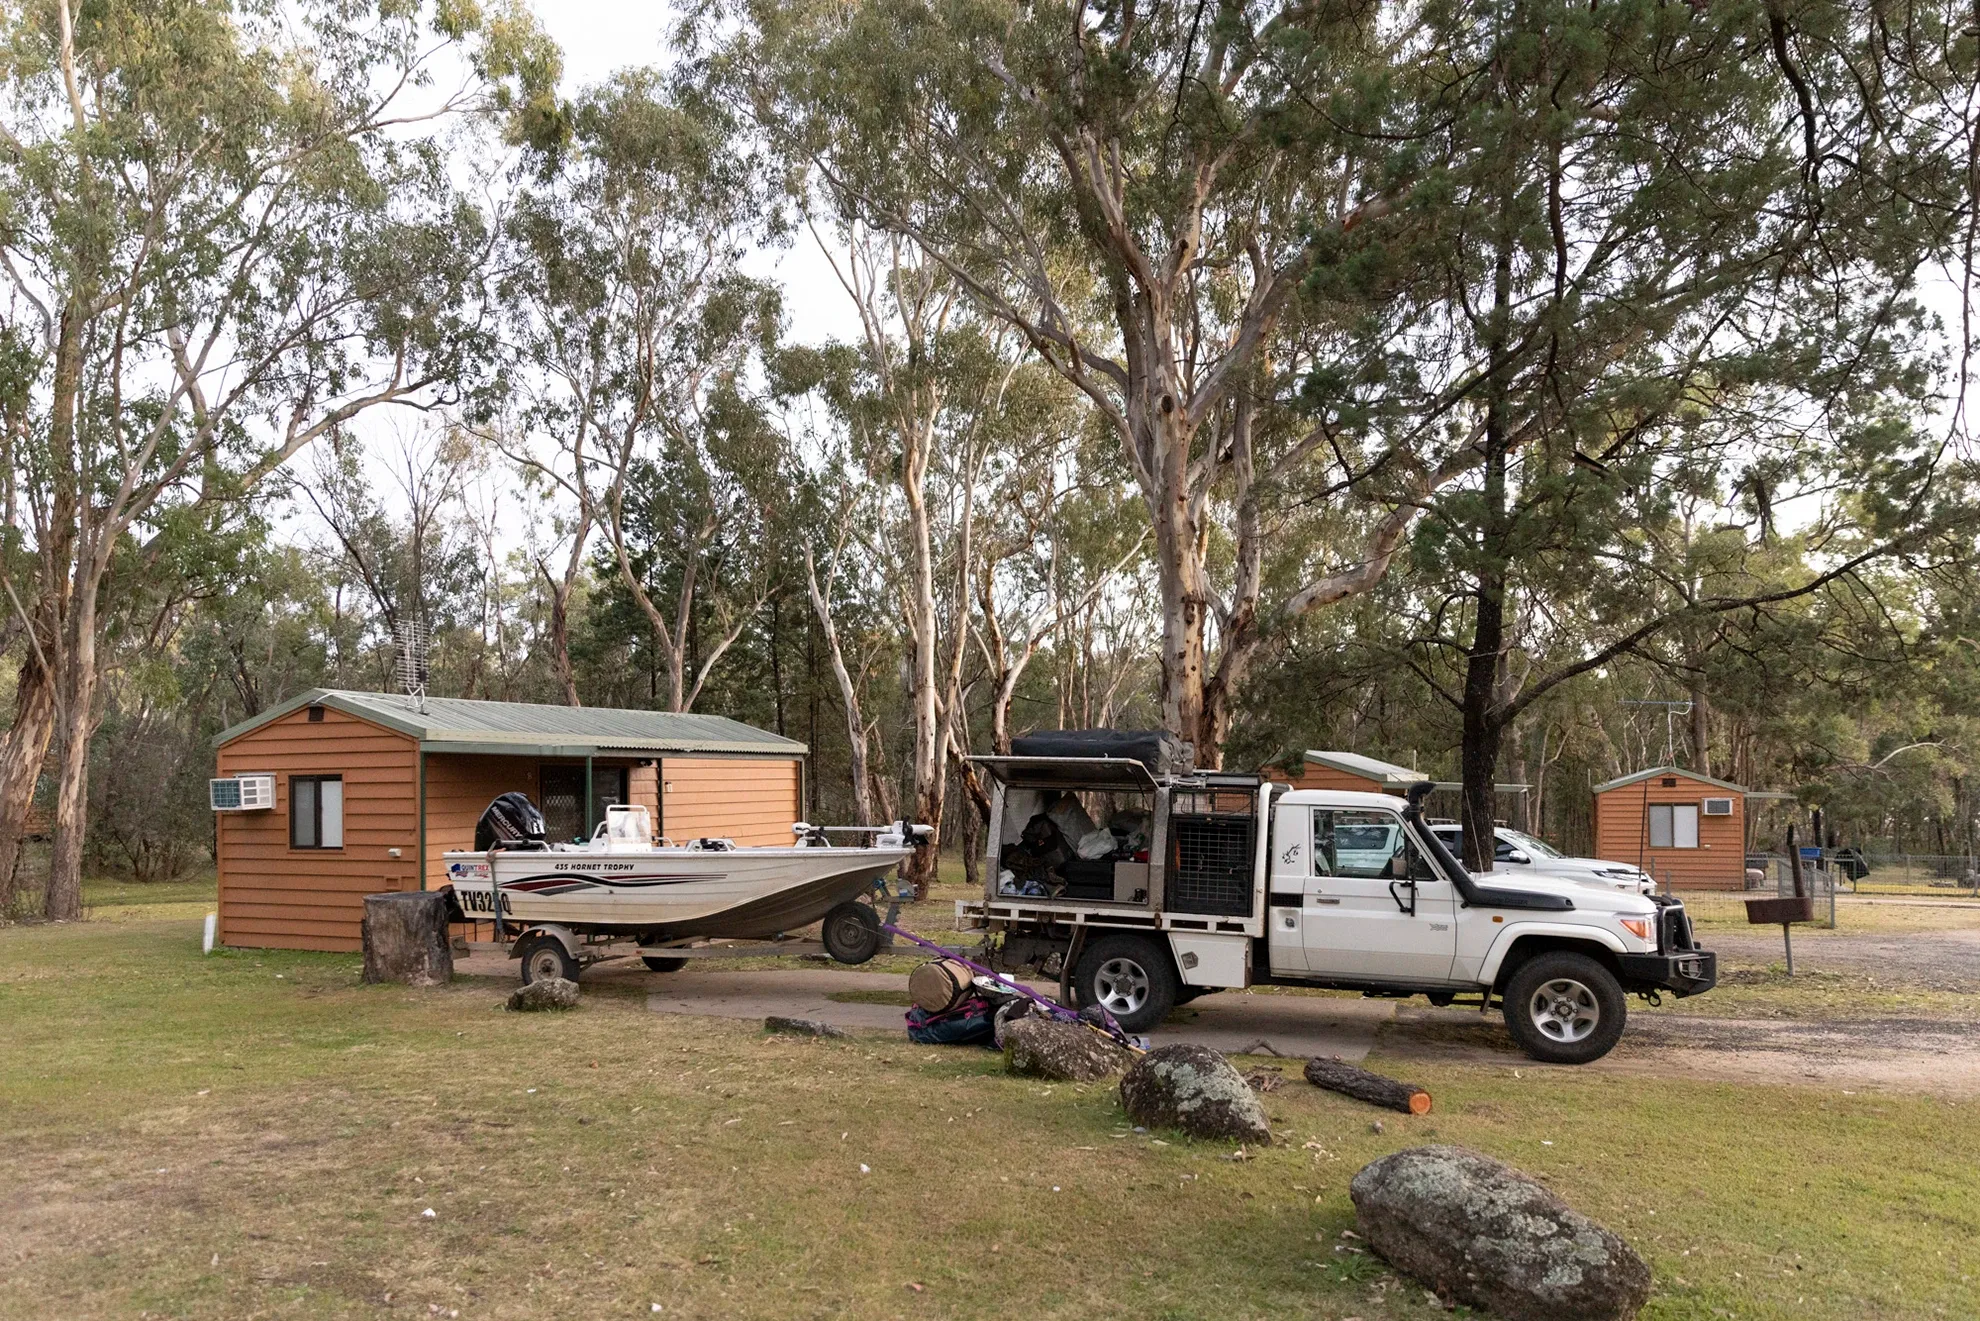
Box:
left=1070, top=934, right=1178, bottom=1033
left=642, top=955, right=689, bottom=973
left=1502, top=952, right=1626, bottom=1064
left=821, top=901, right=883, bottom=965
left=517, top=932, right=578, bottom=986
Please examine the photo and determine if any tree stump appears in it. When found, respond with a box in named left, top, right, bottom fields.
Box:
left=362, top=891, right=454, bottom=986
left=1304, top=1058, right=1432, bottom=1114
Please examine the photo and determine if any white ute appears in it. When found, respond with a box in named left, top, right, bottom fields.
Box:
left=960, top=740, right=1716, bottom=1064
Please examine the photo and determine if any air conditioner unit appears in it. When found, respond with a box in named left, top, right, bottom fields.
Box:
left=211, top=774, right=276, bottom=812
left=1702, top=797, right=1734, bottom=817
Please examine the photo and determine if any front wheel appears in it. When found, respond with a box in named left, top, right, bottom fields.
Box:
left=1502, top=952, right=1626, bottom=1064
left=516, top=932, right=579, bottom=986
left=1069, top=934, right=1178, bottom=1033
left=821, top=901, right=883, bottom=965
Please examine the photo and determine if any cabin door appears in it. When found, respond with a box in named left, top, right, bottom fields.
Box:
left=540, top=766, right=628, bottom=844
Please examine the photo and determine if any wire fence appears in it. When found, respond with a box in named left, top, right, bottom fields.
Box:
left=1844, top=853, right=1980, bottom=897
left=1655, top=853, right=1840, bottom=929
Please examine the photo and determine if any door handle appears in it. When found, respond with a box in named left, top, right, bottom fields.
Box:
left=1310, top=896, right=1341, bottom=906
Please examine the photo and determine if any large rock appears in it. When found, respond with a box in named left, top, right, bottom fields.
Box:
left=1118, top=1043, right=1270, bottom=1142
left=506, top=977, right=579, bottom=1012
left=765, top=1015, right=847, bottom=1038
left=1350, top=1145, right=1651, bottom=1321
left=361, top=891, right=453, bottom=987
left=1003, top=1015, right=1136, bottom=1081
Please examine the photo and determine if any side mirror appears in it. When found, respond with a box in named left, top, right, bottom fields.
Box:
left=1388, top=854, right=1410, bottom=880
left=1508, top=850, right=1530, bottom=866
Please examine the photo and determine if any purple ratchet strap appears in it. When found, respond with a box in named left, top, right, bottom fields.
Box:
left=880, top=922, right=1134, bottom=1047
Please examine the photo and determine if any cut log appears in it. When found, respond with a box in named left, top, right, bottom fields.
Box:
left=361, top=891, right=454, bottom=987
left=1304, top=1057, right=1431, bottom=1114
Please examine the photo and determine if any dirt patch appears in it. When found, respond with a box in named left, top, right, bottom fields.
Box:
left=1706, top=927, right=1980, bottom=991
left=1380, top=1003, right=1980, bottom=1096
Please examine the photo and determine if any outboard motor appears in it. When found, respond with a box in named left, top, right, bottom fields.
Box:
left=476, top=792, right=549, bottom=852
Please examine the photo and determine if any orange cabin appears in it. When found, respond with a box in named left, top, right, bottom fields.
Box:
left=212, top=689, right=807, bottom=952
left=1591, top=767, right=1748, bottom=890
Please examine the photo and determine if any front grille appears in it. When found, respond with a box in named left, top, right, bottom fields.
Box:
left=1166, top=814, right=1255, bottom=916
left=1658, top=902, right=1697, bottom=952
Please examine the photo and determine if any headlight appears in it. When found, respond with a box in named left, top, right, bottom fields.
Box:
left=1618, top=915, right=1656, bottom=945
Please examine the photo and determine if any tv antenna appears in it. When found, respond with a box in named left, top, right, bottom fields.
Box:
left=1620, top=698, right=1693, bottom=768
left=393, top=618, right=432, bottom=713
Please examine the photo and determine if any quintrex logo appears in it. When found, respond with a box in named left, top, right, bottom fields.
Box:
left=555, top=861, right=637, bottom=872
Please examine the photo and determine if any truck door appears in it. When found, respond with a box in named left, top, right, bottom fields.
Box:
left=1266, top=800, right=1312, bottom=973
left=1300, top=808, right=1457, bottom=982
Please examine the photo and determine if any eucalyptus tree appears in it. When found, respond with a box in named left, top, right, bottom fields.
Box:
left=1384, top=0, right=1969, bottom=865
left=720, top=0, right=1488, bottom=762
left=780, top=224, right=1030, bottom=888
left=0, top=0, right=555, bottom=916
left=497, top=69, right=773, bottom=707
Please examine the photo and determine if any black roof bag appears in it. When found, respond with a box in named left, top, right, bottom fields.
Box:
left=1008, top=729, right=1194, bottom=776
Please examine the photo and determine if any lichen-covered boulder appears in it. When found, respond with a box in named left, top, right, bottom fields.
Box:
left=1118, top=1043, right=1270, bottom=1142
left=1350, top=1145, right=1651, bottom=1321
left=505, top=977, right=579, bottom=1012
left=1004, top=1015, right=1136, bottom=1082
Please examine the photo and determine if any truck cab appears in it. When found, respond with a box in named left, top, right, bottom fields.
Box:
left=959, top=736, right=1716, bottom=1064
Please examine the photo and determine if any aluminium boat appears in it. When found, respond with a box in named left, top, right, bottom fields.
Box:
left=441, top=803, right=914, bottom=942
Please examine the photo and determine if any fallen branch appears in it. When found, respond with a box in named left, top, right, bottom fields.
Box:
left=1304, top=1057, right=1432, bottom=1114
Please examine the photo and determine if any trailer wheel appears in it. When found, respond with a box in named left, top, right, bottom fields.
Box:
left=517, top=932, right=578, bottom=985
left=1502, top=951, right=1626, bottom=1064
left=642, top=956, right=689, bottom=973
left=1070, top=934, right=1178, bottom=1033
left=821, top=901, right=883, bottom=965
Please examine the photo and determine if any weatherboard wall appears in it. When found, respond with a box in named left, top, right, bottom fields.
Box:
left=661, top=757, right=801, bottom=846
left=214, top=704, right=421, bottom=951
left=1265, top=762, right=1392, bottom=795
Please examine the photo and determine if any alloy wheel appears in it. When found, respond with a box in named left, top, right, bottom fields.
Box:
left=1528, top=977, right=1600, bottom=1043
left=1092, top=956, right=1151, bottom=1016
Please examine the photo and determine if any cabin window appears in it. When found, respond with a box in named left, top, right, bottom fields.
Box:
left=290, top=775, right=344, bottom=849
left=1647, top=803, right=1698, bottom=849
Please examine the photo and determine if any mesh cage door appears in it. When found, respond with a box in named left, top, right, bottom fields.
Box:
left=1165, top=800, right=1257, bottom=917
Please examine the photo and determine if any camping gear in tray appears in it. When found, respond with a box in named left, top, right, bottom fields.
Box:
left=995, top=789, right=1155, bottom=902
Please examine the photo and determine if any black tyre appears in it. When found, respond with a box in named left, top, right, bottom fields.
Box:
left=821, top=901, right=883, bottom=965
left=1502, top=951, right=1627, bottom=1064
left=517, top=932, right=579, bottom=985
left=642, top=956, right=689, bottom=973
left=1069, top=933, right=1178, bottom=1033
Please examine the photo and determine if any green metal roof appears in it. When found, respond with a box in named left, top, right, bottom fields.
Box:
left=1304, top=750, right=1527, bottom=794
left=214, top=689, right=807, bottom=757
left=1592, top=765, right=1746, bottom=795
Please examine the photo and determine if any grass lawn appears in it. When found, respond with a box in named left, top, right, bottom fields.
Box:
left=4, top=915, right=1978, bottom=1321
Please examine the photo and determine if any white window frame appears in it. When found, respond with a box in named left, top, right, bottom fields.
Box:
left=1648, top=803, right=1700, bottom=849
left=290, top=775, right=345, bottom=850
